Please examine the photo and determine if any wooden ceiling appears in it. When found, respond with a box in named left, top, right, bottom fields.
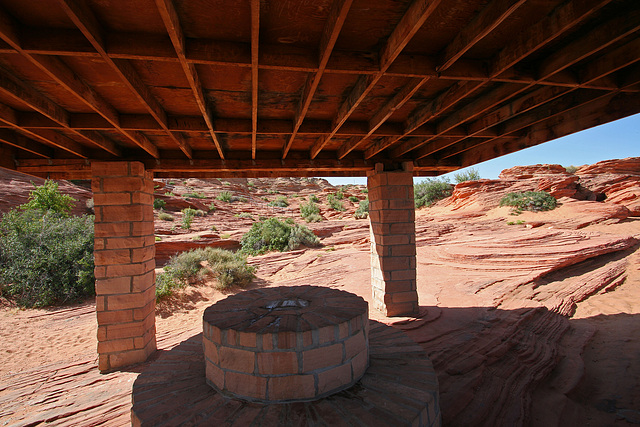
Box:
left=0, top=0, right=638, bottom=178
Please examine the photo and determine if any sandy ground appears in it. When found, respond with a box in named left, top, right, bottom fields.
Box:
left=0, top=206, right=639, bottom=426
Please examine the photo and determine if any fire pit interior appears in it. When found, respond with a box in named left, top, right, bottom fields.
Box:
left=202, top=286, right=369, bottom=403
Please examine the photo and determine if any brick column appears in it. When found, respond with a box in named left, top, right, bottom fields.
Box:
left=92, top=161, right=156, bottom=372
left=367, top=162, right=418, bottom=317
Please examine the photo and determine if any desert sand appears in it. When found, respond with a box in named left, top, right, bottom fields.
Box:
left=0, top=159, right=639, bottom=426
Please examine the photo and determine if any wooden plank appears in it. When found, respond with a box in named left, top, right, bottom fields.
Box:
left=282, top=0, right=353, bottom=159
left=155, top=0, right=224, bottom=158
left=489, top=0, right=614, bottom=77
left=437, top=0, right=526, bottom=72
left=337, top=77, right=428, bottom=158
left=58, top=0, right=191, bottom=158
left=250, top=0, right=259, bottom=159
left=310, top=0, right=443, bottom=158
left=0, top=129, right=53, bottom=158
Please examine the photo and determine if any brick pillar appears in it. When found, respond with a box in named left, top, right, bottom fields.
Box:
left=367, top=162, right=419, bottom=317
left=92, top=161, right=156, bottom=372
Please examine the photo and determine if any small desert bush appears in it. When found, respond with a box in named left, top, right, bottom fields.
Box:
left=0, top=182, right=94, bottom=307
left=499, top=191, right=557, bottom=214
left=414, top=178, right=453, bottom=208
left=240, top=218, right=319, bottom=255
left=327, top=193, right=345, bottom=211
left=268, top=195, right=289, bottom=208
left=300, top=201, right=322, bottom=223
left=155, top=247, right=256, bottom=300
left=335, top=189, right=344, bottom=200
left=153, top=198, right=167, bottom=210
left=216, top=191, right=233, bottom=202
left=309, top=194, right=320, bottom=203
left=565, top=165, right=578, bottom=174
left=235, top=212, right=254, bottom=220
left=348, top=196, right=359, bottom=203
left=158, top=212, right=174, bottom=221
left=453, top=168, right=481, bottom=183
left=354, top=198, right=369, bottom=219
left=182, top=192, right=206, bottom=199
left=181, top=208, right=196, bottom=229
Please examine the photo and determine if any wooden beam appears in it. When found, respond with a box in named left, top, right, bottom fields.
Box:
left=0, top=129, right=53, bottom=158
left=58, top=0, right=192, bottom=158
left=282, top=0, right=353, bottom=159
left=250, top=0, right=259, bottom=160
left=437, top=0, right=526, bottom=72
left=459, top=92, right=640, bottom=167
left=155, top=0, right=224, bottom=158
left=310, top=0, right=443, bottom=158
left=337, top=77, right=429, bottom=159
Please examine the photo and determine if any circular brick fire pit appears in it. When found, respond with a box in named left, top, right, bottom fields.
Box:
left=202, top=286, right=369, bottom=403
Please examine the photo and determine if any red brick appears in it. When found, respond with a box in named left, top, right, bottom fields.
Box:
left=97, top=337, right=135, bottom=353
left=205, top=360, right=225, bottom=389
left=130, top=192, right=153, bottom=205
left=106, top=263, right=148, bottom=277
left=203, top=337, right=219, bottom=364
left=94, top=238, right=105, bottom=251
left=225, top=371, right=267, bottom=400
left=388, top=222, right=415, bottom=235
left=97, top=326, right=107, bottom=341
left=338, top=321, right=349, bottom=339
left=344, top=330, right=366, bottom=360
left=109, top=348, right=150, bottom=370
left=95, top=249, right=131, bottom=266
left=303, top=343, right=342, bottom=372
left=276, top=331, right=296, bottom=349
left=132, top=271, right=155, bottom=293
left=269, top=374, right=315, bottom=401
left=102, top=176, right=145, bottom=192
left=391, top=270, right=416, bottom=281
left=239, top=331, right=257, bottom=348
left=98, top=354, right=109, bottom=372
left=317, top=325, right=336, bottom=345
left=352, top=349, right=368, bottom=379
left=257, top=351, right=298, bottom=375
left=392, top=291, right=418, bottom=303
left=134, top=328, right=155, bottom=349
left=107, top=293, right=148, bottom=310
left=376, top=234, right=411, bottom=246
left=102, top=205, right=145, bottom=222
left=317, top=362, right=352, bottom=395
left=94, top=222, right=131, bottom=238
left=390, top=244, right=416, bottom=257
left=132, top=246, right=155, bottom=263
left=106, top=321, right=147, bottom=340
left=133, top=299, right=155, bottom=321
left=94, top=192, right=131, bottom=206
left=105, top=237, right=145, bottom=249
left=219, top=346, right=255, bottom=373
left=96, top=296, right=106, bottom=311
left=385, top=302, right=418, bottom=317
left=204, top=324, right=221, bottom=343
left=379, top=256, right=410, bottom=271
left=132, top=222, right=155, bottom=236
left=382, top=280, right=415, bottom=293
left=97, top=309, right=134, bottom=325
left=226, top=329, right=238, bottom=346
left=261, top=334, right=274, bottom=350
left=379, top=185, right=408, bottom=200
left=92, top=162, right=130, bottom=177
left=129, top=162, right=145, bottom=176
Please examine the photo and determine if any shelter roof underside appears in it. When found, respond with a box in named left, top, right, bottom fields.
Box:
left=0, top=0, right=638, bottom=178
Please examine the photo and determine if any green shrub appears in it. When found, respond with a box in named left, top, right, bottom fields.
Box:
left=155, top=248, right=256, bottom=301
left=300, top=201, right=322, bottom=223
left=235, top=212, right=254, bottom=220
left=216, top=191, right=233, bottom=202
left=182, top=192, right=206, bottom=199
left=414, top=178, right=453, bottom=208
left=165, top=191, right=175, bottom=197
left=327, top=194, right=345, bottom=211
left=158, top=212, right=174, bottom=221
left=335, top=189, right=344, bottom=200
left=268, top=195, right=289, bottom=208
left=181, top=208, right=196, bottom=229
left=348, top=196, right=359, bottom=203
left=240, top=218, right=319, bottom=255
left=21, top=180, right=75, bottom=214
left=499, top=191, right=557, bottom=214
left=565, top=165, right=578, bottom=174
left=309, top=194, right=320, bottom=203
left=354, top=198, right=369, bottom=219
left=208, top=203, right=216, bottom=212
left=362, top=188, right=368, bottom=194
left=0, top=209, right=94, bottom=307
left=153, top=198, right=167, bottom=210
left=453, top=168, right=481, bottom=183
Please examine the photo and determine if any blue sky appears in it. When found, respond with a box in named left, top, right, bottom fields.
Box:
left=323, top=112, right=639, bottom=185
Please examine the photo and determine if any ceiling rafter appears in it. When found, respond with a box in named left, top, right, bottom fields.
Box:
left=437, top=0, right=526, bottom=72
left=413, top=13, right=640, bottom=160
left=57, top=0, right=193, bottom=159
left=364, top=0, right=618, bottom=159
left=250, top=0, right=259, bottom=160
left=309, top=0, right=443, bottom=159
left=0, top=8, right=155, bottom=157
left=281, top=0, right=353, bottom=160
left=155, top=0, right=225, bottom=159
left=0, top=129, right=52, bottom=158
